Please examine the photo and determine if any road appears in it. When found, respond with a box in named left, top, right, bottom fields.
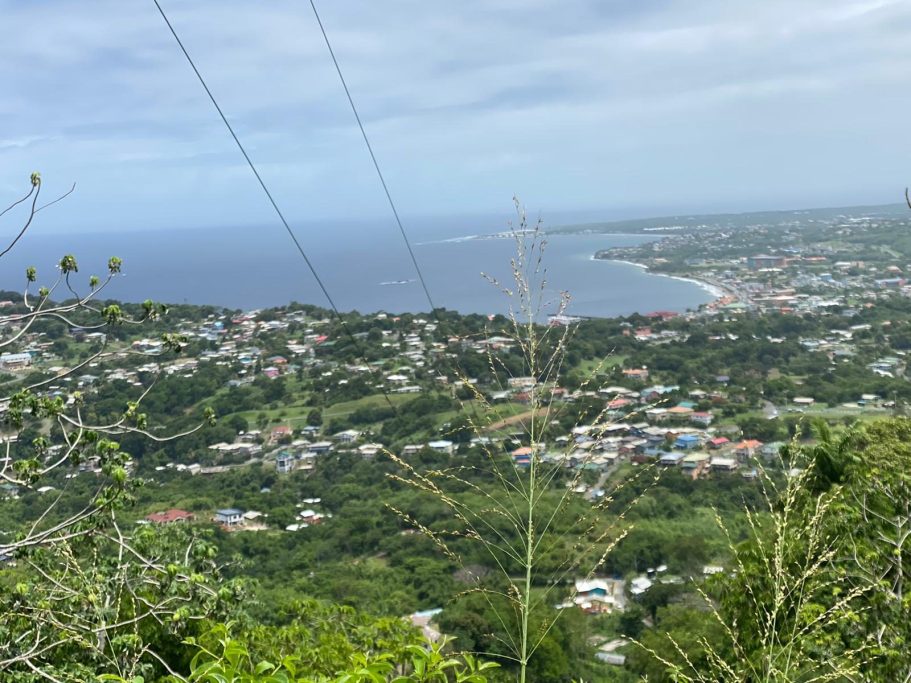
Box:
left=588, top=461, right=621, bottom=501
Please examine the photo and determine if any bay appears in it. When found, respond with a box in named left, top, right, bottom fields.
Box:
left=0, top=216, right=715, bottom=318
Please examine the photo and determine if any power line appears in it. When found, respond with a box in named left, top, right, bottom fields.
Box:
left=151, top=0, right=396, bottom=411
left=307, top=0, right=439, bottom=316
left=305, top=0, right=477, bottom=400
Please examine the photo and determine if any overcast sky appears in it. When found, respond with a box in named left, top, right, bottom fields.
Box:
left=1, top=0, right=911, bottom=232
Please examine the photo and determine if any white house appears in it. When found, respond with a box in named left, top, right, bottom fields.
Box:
left=214, top=508, right=244, bottom=526
left=709, top=456, right=738, bottom=472
left=427, top=440, right=455, bottom=455
left=334, top=429, right=361, bottom=443
left=275, top=452, right=295, bottom=474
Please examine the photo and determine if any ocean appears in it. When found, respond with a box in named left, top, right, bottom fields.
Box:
left=0, top=215, right=715, bottom=318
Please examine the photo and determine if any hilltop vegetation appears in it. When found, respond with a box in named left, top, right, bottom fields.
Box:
left=3, top=180, right=911, bottom=681
left=1, top=276, right=911, bottom=680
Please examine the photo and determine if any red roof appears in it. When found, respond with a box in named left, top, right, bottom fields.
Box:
left=146, top=509, right=194, bottom=524
left=736, top=439, right=763, bottom=449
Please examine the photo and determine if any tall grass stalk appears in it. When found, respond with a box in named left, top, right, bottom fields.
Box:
left=387, top=200, right=658, bottom=681
left=635, top=439, right=873, bottom=682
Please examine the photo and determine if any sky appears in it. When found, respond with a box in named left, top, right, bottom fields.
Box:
left=1, top=0, right=911, bottom=233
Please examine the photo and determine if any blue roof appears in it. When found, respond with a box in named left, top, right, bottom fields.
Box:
left=216, top=508, right=243, bottom=516
left=676, top=434, right=700, bottom=442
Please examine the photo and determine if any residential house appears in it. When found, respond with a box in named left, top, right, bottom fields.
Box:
left=512, top=446, right=532, bottom=466
left=734, top=439, right=763, bottom=461
left=659, top=452, right=685, bottom=467
left=623, top=368, right=649, bottom=382
left=690, top=411, right=714, bottom=426
left=145, top=509, right=194, bottom=524
left=641, top=385, right=680, bottom=401
left=709, top=456, right=738, bottom=472
left=358, top=443, right=383, bottom=458
left=607, top=397, right=633, bottom=411
left=667, top=405, right=694, bottom=422
left=214, top=508, right=244, bottom=527
left=334, top=429, right=362, bottom=443
left=570, top=578, right=624, bottom=614
left=681, top=452, right=710, bottom=478
left=507, top=376, right=536, bottom=389
left=645, top=407, right=669, bottom=423
left=276, top=451, right=295, bottom=474
left=427, top=440, right=455, bottom=455
left=674, top=434, right=701, bottom=450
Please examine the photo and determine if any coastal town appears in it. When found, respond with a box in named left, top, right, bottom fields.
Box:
left=3, top=203, right=911, bottom=679
left=593, top=203, right=911, bottom=319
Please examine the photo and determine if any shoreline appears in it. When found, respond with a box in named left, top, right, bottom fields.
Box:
left=591, top=255, right=726, bottom=300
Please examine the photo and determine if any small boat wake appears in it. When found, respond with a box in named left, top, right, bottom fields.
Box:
left=379, top=279, right=417, bottom=286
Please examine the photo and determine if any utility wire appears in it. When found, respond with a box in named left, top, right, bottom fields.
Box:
left=307, top=0, right=439, bottom=315
left=308, top=1, right=494, bottom=435
left=151, top=0, right=397, bottom=411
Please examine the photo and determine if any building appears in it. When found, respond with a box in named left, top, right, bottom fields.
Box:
left=0, top=352, right=32, bottom=370
left=747, top=255, right=787, bottom=269
left=734, top=439, right=764, bottom=461
left=681, top=452, right=710, bottom=477
left=145, top=509, right=194, bottom=524
left=427, top=440, right=455, bottom=455
left=674, top=434, right=701, bottom=450
left=276, top=451, right=295, bottom=474
left=214, top=508, right=244, bottom=526
left=710, top=456, right=738, bottom=472
left=308, top=441, right=333, bottom=455
left=659, top=452, right=685, bottom=467
left=512, top=446, right=533, bottom=466
left=570, top=578, right=624, bottom=614
left=334, top=429, right=362, bottom=443
left=690, top=411, right=714, bottom=426
left=667, top=405, right=694, bottom=421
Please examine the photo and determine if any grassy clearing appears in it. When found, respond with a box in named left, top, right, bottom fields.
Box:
left=578, top=355, right=627, bottom=376
left=323, top=392, right=415, bottom=419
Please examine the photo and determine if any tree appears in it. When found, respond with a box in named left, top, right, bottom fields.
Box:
left=0, top=174, right=215, bottom=679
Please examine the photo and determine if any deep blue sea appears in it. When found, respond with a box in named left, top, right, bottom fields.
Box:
left=0, top=214, right=714, bottom=318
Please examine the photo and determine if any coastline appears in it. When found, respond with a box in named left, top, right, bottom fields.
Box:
left=591, top=255, right=726, bottom=300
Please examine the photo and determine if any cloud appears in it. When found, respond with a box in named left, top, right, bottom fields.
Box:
left=0, top=0, right=909, bottom=230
